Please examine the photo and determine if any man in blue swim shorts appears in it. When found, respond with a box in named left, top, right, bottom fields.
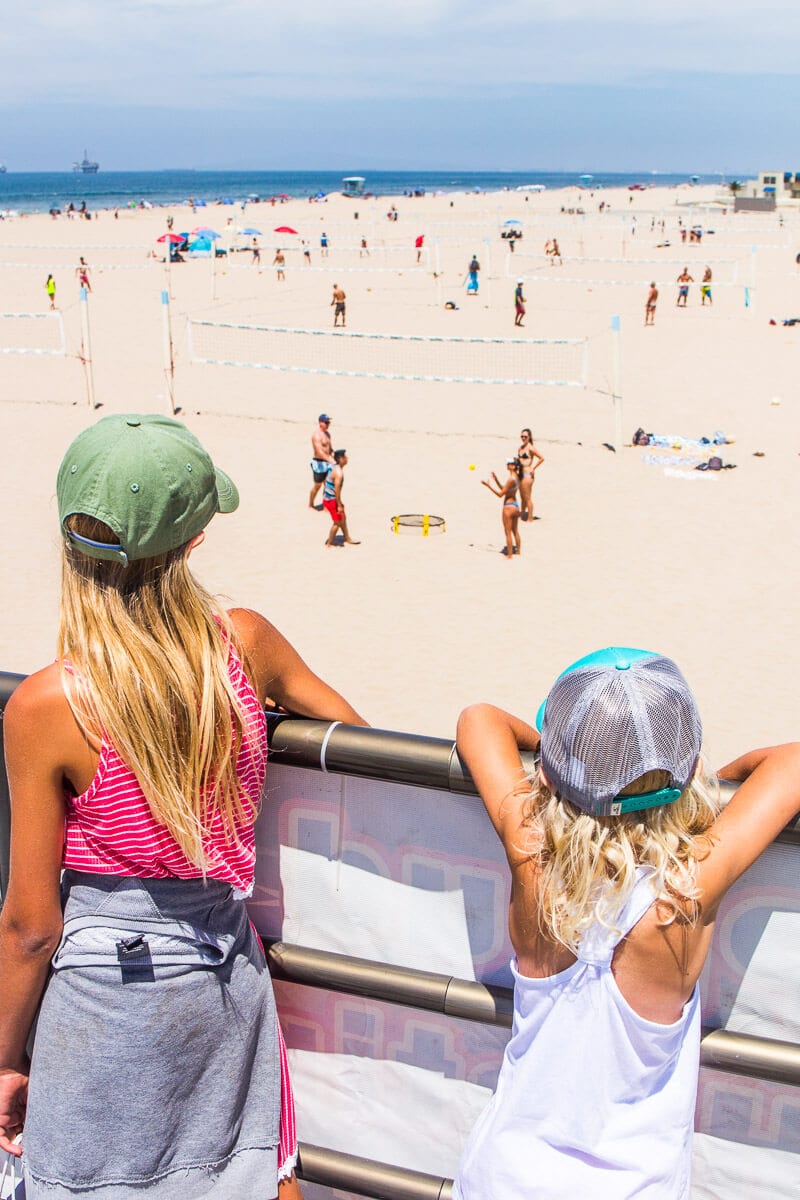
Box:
left=676, top=267, right=693, bottom=307
left=309, top=413, right=335, bottom=509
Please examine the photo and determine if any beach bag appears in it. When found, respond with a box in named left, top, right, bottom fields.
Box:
left=708, top=456, right=723, bottom=470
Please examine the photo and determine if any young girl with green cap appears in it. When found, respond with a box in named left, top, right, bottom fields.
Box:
left=0, top=413, right=366, bottom=1198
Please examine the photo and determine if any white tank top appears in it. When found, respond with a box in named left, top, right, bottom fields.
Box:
left=453, top=868, right=700, bottom=1200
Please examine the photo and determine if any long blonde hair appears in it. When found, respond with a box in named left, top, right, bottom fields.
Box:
left=58, top=515, right=260, bottom=869
left=520, top=764, right=720, bottom=951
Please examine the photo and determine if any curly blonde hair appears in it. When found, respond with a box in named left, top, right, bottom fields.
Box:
left=519, top=763, right=721, bottom=951
left=58, top=515, right=262, bottom=871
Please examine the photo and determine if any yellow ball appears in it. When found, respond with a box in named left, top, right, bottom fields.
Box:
left=469, top=463, right=476, bottom=470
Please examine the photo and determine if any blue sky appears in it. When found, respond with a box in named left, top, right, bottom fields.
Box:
left=2, top=1, right=799, bottom=172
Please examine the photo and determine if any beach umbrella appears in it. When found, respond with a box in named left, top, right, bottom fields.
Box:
left=156, top=233, right=184, bottom=244
left=503, top=219, right=523, bottom=226
left=240, top=227, right=262, bottom=236
left=274, top=225, right=298, bottom=234
left=191, top=227, right=221, bottom=238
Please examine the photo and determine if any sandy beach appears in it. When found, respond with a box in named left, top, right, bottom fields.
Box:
left=1, top=183, right=798, bottom=764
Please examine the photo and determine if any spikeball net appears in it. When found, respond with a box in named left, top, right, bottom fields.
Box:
left=391, top=514, right=446, bottom=536
left=187, top=320, right=588, bottom=387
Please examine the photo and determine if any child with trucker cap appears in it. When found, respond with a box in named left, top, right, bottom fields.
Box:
left=0, top=414, right=366, bottom=1198
left=452, top=647, right=800, bottom=1199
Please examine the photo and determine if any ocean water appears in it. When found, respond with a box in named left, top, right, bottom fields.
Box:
left=0, top=169, right=724, bottom=214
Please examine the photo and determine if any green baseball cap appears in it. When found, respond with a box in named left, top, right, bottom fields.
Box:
left=57, top=414, right=239, bottom=567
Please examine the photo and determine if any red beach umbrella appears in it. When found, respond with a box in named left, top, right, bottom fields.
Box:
left=156, top=233, right=184, bottom=244
left=274, top=225, right=298, bottom=234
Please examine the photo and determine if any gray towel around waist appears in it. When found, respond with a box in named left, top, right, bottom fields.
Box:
left=23, top=872, right=280, bottom=1199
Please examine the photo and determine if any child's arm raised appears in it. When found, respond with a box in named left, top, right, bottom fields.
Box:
left=456, top=704, right=540, bottom=861
left=697, top=742, right=800, bottom=917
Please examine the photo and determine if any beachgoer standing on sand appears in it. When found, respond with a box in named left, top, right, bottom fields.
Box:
left=76, top=258, right=91, bottom=293
left=0, top=413, right=366, bottom=1199
left=359, top=236, right=369, bottom=258
left=451, top=647, right=800, bottom=1200
left=252, top=238, right=261, bottom=266
left=481, top=458, right=522, bottom=558
left=45, top=275, right=56, bottom=310
left=320, top=232, right=329, bottom=257
left=309, top=412, right=335, bottom=510
left=701, top=266, right=713, bottom=306
left=466, top=255, right=480, bottom=295
left=551, top=237, right=562, bottom=265
left=676, top=267, right=693, bottom=307
left=517, top=428, right=544, bottom=521
left=415, top=234, right=425, bottom=263
left=514, top=279, right=526, bottom=327
left=645, top=281, right=658, bottom=326
left=273, top=249, right=286, bottom=281
left=323, top=449, right=359, bottom=546
left=331, top=283, right=346, bottom=327
left=302, top=240, right=311, bottom=265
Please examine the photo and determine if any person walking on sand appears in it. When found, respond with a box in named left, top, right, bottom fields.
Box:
left=251, top=238, right=261, bottom=266
left=273, top=249, right=286, bottom=281
left=514, top=279, right=526, bottom=327
left=302, top=239, right=311, bottom=265
left=451, top=646, right=800, bottom=1200
left=466, top=254, right=480, bottom=295
left=75, top=257, right=91, bottom=293
left=645, top=281, right=658, bottom=325
left=517, top=428, right=544, bottom=521
left=701, top=266, right=713, bottom=306
left=309, top=412, right=335, bottom=509
left=676, top=267, right=693, bottom=307
left=323, top=449, right=359, bottom=546
left=331, top=283, right=346, bottom=327
left=0, top=412, right=366, bottom=1200
left=45, top=275, right=56, bottom=310
left=359, top=236, right=370, bottom=258
left=415, top=234, right=425, bottom=263
left=320, top=232, right=329, bottom=257
left=482, top=459, right=522, bottom=559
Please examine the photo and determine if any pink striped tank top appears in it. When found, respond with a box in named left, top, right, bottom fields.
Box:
left=62, top=641, right=267, bottom=896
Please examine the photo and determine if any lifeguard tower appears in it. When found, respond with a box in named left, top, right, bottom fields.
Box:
left=341, top=176, right=366, bottom=197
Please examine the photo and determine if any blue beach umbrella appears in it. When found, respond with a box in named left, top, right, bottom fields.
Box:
left=503, top=218, right=523, bottom=225
left=240, top=227, right=262, bottom=236
left=192, top=227, right=221, bottom=239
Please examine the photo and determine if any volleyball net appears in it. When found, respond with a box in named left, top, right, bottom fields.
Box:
left=505, top=254, right=743, bottom=285
left=186, top=320, right=589, bottom=387
left=0, top=311, right=65, bottom=355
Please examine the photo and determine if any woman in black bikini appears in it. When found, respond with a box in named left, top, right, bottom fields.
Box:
left=482, top=458, right=523, bottom=559
left=517, top=428, right=544, bottom=522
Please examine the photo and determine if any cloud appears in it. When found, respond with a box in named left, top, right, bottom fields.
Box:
left=2, top=2, right=799, bottom=113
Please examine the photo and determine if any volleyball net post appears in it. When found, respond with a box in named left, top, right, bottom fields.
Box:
left=79, top=287, right=97, bottom=409
left=611, top=314, right=623, bottom=450
left=161, top=289, right=177, bottom=414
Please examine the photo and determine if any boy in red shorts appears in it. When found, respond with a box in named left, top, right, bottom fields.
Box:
left=323, top=450, right=360, bottom=546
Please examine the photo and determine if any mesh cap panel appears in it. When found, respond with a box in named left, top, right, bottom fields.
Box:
left=539, top=651, right=702, bottom=817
